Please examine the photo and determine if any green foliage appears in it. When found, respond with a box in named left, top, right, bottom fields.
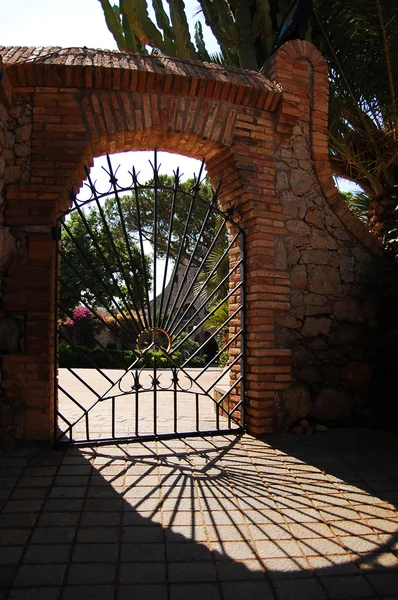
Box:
left=103, top=174, right=215, bottom=264
left=59, top=342, right=204, bottom=369
left=60, top=208, right=151, bottom=314
left=98, top=0, right=398, bottom=237
left=340, top=190, right=371, bottom=224
left=98, top=0, right=295, bottom=69
left=312, top=0, right=398, bottom=236
left=203, top=301, right=229, bottom=367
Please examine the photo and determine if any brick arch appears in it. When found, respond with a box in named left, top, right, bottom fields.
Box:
left=0, top=42, right=381, bottom=444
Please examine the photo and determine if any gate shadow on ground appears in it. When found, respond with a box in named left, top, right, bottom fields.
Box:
left=0, top=429, right=398, bottom=599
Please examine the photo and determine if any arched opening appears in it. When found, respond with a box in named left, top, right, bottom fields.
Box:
left=55, top=150, right=245, bottom=444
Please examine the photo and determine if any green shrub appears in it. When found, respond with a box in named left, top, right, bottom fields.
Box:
left=58, top=343, right=205, bottom=369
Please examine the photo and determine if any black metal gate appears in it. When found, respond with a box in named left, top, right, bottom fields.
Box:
left=54, top=153, right=245, bottom=444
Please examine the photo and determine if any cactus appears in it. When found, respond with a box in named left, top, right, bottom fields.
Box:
left=168, top=0, right=198, bottom=59
left=99, top=0, right=312, bottom=70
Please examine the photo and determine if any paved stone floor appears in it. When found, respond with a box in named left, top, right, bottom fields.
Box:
left=57, top=368, right=231, bottom=441
left=1, top=428, right=398, bottom=599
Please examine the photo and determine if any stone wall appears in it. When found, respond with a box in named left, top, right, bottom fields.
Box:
left=264, top=43, right=382, bottom=432
left=273, top=123, right=379, bottom=430
left=0, top=58, right=26, bottom=444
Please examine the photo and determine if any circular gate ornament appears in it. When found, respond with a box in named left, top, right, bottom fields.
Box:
left=136, top=327, right=172, bottom=354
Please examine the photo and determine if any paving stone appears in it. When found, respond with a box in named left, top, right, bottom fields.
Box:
left=0, top=546, right=24, bottom=566
left=49, top=488, right=86, bottom=500
left=79, top=512, right=120, bottom=527
left=0, top=565, right=18, bottom=588
left=206, top=524, right=251, bottom=542
left=249, top=523, right=292, bottom=540
left=84, top=499, right=123, bottom=511
left=264, top=556, right=311, bottom=578
left=66, top=563, right=116, bottom=584
left=31, top=527, right=76, bottom=545
left=0, top=529, right=31, bottom=546
left=3, top=501, right=44, bottom=514
left=289, top=522, right=334, bottom=539
left=338, top=535, right=384, bottom=553
left=8, top=587, right=61, bottom=600
left=357, top=552, right=398, bottom=572
left=168, top=560, right=217, bottom=582
left=298, top=538, right=347, bottom=556
left=71, top=543, right=118, bottom=562
left=11, top=489, right=48, bottom=501
left=365, top=573, right=398, bottom=595
left=167, top=542, right=212, bottom=562
left=256, top=540, right=303, bottom=559
left=215, top=559, right=265, bottom=581
left=13, top=564, right=67, bottom=587
left=122, top=526, right=164, bottom=543
left=118, top=562, right=166, bottom=584
left=118, top=584, right=168, bottom=600
left=43, top=500, right=84, bottom=512
left=23, top=544, right=71, bottom=564
left=308, top=555, right=361, bottom=575
left=169, top=582, right=221, bottom=600
left=221, top=580, right=274, bottom=600
left=330, top=521, right=375, bottom=536
left=76, top=527, right=119, bottom=543
left=283, top=508, right=323, bottom=523
left=120, top=542, right=165, bottom=562
left=37, top=513, right=80, bottom=527
left=320, top=575, right=377, bottom=598
left=273, top=577, right=328, bottom=600
left=0, top=514, right=37, bottom=529
left=201, top=511, right=246, bottom=526
left=366, top=518, right=398, bottom=534
left=62, top=584, right=114, bottom=600
left=319, top=507, right=361, bottom=521
left=164, top=524, right=207, bottom=542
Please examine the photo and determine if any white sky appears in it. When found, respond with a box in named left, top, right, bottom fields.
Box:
left=0, top=0, right=213, bottom=184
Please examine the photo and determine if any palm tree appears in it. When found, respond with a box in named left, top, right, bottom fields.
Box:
left=313, top=0, right=398, bottom=240
left=99, top=0, right=398, bottom=239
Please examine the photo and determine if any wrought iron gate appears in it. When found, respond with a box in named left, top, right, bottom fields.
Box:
left=54, top=154, right=245, bottom=444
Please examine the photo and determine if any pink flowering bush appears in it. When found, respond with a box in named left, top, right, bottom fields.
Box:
left=62, top=306, right=102, bottom=348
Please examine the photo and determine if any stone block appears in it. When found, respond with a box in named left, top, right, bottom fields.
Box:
left=304, top=293, right=329, bottom=306
left=280, top=191, right=306, bottom=219
left=340, top=362, right=373, bottom=391
left=291, top=264, right=307, bottom=289
left=301, top=316, right=332, bottom=337
left=311, top=230, right=338, bottom=250
left=329, top=323, right=363, bottom=346
left=296, top=365, right=322, bottom=383
left=0, top=316, right=20, bottom=353
left=305, top=209, right=324, bottom=229
left=274, top=236, right=287, bottom=270
left=292, top=344, right=315, bottom=364
left=301, top=249, right=331, bottom=265
left=312, top=388, right=353, bottom=421
left=15, top=124, right=32, bottom=143
left=275, top=311, right=301, bottom=329
left=286, top=219, right=311, bottom=236
left=290, top=168, right=313, bottom=195
left=333, top=298, right=364, bottom=323
left=279, top=383, right=311, bottom=421
left=304, top=304, right=332, bottom=316
left=340, top=256, right=355, bottom=283
left=308, top=265, right=342, bottom=296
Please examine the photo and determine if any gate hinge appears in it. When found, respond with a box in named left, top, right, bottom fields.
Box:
left=52, top=226, right=62, bottom=241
